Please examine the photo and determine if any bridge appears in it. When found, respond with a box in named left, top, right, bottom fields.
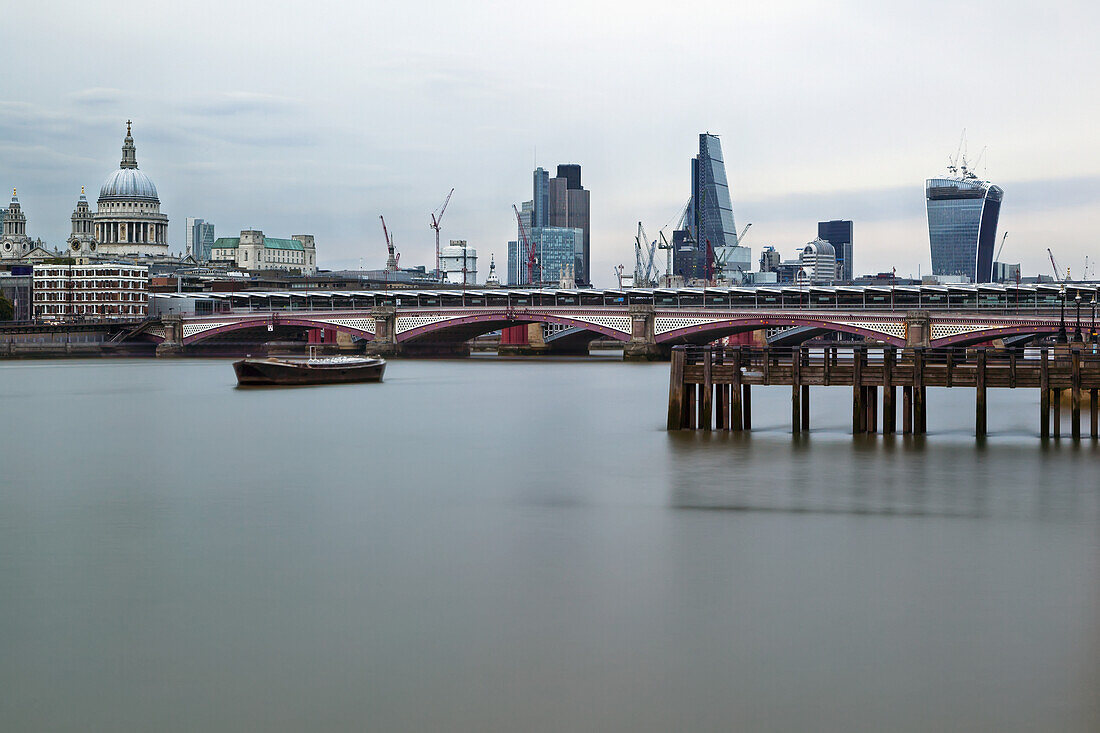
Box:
left=146, top=284, right=1099, bottom=358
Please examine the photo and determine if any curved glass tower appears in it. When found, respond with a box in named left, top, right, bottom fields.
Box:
left=926, top=174, right=1003, bottom=283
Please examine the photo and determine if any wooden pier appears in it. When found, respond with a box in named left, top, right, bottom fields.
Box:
left=667, top=344, right=1100, bottom=438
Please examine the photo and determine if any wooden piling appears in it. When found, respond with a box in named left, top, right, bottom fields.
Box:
left=792, top=347, right=801, bottom=434
left=1071, top=348, right=1081, bottom=440
left=742, top=384, right=752, bottom=430
left=1053, top=388, right=1061, bottom=438
left=801, top=384, right=810, bottom=431
left=913, top=348, right=926, bottom=435
left=730, top=348, right=743, bottom=431
left=701, top=347, right=713, bottom=431
left=975, top=349, right=987, bottom=437
left=870, top=386, right=879, bottom=433
left=903, top=386, right=912, bottom=434
left=1091, top=388, right=1098, bottom=439
left=667, top=347, right=685, bottom=430
left=883, top=347, right=896, bottom=435
left=685, top=379, right=696, bottom=429
left=853, top=347, right=864, bottom=433
left=1040, top=348, right=1050, bottom=439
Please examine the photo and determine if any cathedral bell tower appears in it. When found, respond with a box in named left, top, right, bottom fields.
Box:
left=1, top=188, right=32, bottom=260
left=68, top=186, right=98, bottom=257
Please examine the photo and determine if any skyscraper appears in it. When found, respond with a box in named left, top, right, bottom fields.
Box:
left=926, top=171, right=1003, bottom=283
left=673, top=133, right=747, bottom=281
left=548, top=164, right=590, bottom=284
left=533, top=168, right=549, bottom=228
left=185, top=217, right=216, bottom=262
left=522, top=163, right=591, bottom=284
left=817, top=220, right=853, bottom=281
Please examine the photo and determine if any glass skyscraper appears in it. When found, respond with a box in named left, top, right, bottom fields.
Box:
left=185, top=217, right=216, bottom=262
left=926, top=175, right=1003, bottom=283
left=818, top=220, right=853, bottom=281
left=695, top=134, right=739, bottom=252
left=676, top=133, right=747, bottom=281
left=531, top=226, right=583, bottom=285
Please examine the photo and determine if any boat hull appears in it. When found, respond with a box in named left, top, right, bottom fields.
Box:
left=233, top=358, right=385, bottom=386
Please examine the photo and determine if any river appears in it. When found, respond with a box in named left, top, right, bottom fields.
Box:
left=1, top=356, right=1098, bottom=732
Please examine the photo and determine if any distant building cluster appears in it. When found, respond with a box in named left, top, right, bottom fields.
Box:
left=1, top=121, right=319, bottom=277
left=508, top=164, right=590, bottom=286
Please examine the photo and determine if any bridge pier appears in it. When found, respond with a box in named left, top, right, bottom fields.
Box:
left=497, top=323, right=550, bottom=356
left=155, top=315, right=184, bottom=357
left=623, top=304, right=662, bottom=361
left=364, top=306, right=401, bottom=357
left=905, top=310, right=931, bottom=348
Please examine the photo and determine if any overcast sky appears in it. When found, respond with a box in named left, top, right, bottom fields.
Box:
left=3, top=0, right=1099, bottom=285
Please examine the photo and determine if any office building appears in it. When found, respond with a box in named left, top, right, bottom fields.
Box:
left=674, top=133, right=747, bottom=282
left=528, top=164, right=590, bottom=284
left=0, top=268, right=33, bottom=322
left=798, top=238, right=837, bottom=284
left=32, top=263, right=148, bottom=319
left=507, top=201, right=534, bottom=285
left=817, top=220, right=853, bottom=281
left=695, top=134, right=746, bottom=279
left=672, top=229, right=706, bottom=281
left=533, top=168, right=549, bottom=228
left=186, top=218, right=216, bottom=262
left=531, top=227, right=583, bottom=285
left=992, top=261, right=1021, bottom=283
left=210, top=230, right=317, bottom=275
left=926, top=169, right=1003, bottom=283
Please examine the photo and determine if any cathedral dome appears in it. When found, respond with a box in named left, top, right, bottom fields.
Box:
left=99, top=168, right=159, bottom=202
left=97, top=121, right=160, bottom=203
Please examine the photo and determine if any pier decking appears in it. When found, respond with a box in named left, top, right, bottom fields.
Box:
left=667, top=345, right=1100, bottom=438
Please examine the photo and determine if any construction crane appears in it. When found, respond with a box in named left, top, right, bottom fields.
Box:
left=712, top=223, right=752, bottom=282
left=633, top=222, right=659, bottom=287
left=513, top=204, right=538, bottom=285
left=1048, top=248, right=1064, bottom=281
left=430, top=188, right=454, bottom=281
left=657, top=229, right=673, bottom=284
left=380, top=215, right=399, bottom=272
left=994, top=231, right=1009, bottom=263
left=613, top=264, right=626, bottom=289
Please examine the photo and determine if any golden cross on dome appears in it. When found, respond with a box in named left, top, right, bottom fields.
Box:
left=126, top=120, right=132, bottom=135
left=81, top=185, right=85, bottom=195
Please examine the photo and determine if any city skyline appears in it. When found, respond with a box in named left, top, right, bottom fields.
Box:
left=3, top=1, right=1099, bottom=285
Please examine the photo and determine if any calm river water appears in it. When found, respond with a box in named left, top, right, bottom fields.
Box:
left=1, top=356, right=1098, bottom=732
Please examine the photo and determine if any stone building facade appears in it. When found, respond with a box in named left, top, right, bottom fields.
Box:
left=93, top=122, right=170, bottom=257
left=32, top=263, right=149, bottom=319
left=211, top=230, right=317, bottom=275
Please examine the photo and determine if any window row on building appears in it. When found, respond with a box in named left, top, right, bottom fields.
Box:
left=32, top=263, right=149, bottom=319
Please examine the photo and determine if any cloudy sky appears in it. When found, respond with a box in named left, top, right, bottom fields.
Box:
left=4, top=0, right=1099, bottom=285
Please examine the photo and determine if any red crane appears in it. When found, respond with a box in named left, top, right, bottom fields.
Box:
left=430, top=188, right=454, bottom=280
left=513, top=204, right=538, bottom=284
